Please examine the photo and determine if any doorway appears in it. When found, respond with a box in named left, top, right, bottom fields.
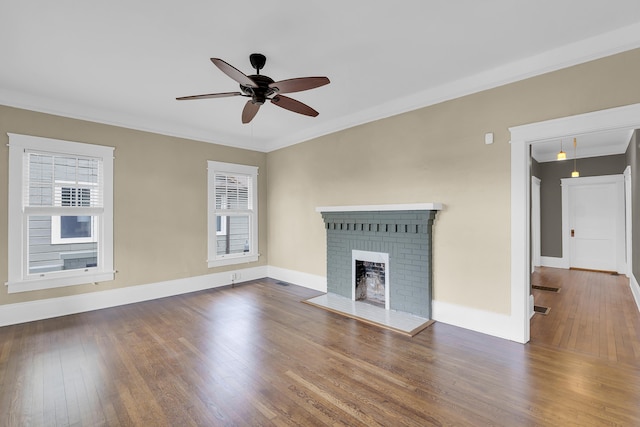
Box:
left=509, top=102, right=640, bottom=344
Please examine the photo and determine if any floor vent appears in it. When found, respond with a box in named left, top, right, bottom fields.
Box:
left=533, top=305, right=550, bottom=315
left=532, top=285, right=560, bottom=293
left=276, top=281, right=290, bottom=286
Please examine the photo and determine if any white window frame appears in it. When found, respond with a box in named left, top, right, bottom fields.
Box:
left=207, top=160, right=259, bottom=268
left=7, top=133, right=115, bottom=293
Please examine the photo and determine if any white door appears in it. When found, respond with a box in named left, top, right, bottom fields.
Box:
left=562, top=175, right=625, bottom=273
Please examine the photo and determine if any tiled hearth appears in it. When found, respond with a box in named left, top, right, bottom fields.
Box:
left=303, top=293, right=434, bottom=336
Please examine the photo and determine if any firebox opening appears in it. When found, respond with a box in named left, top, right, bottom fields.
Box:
left=352, top=249, right=390, bottom=310
left=355, top=260, right=386, bottom=308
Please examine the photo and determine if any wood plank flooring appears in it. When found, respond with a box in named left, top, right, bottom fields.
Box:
left=531, top=267, right=640, bottom=365
left=1, top=277, right=640, bottom=426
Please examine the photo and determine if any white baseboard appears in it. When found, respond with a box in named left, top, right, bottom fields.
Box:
left=266, top=266, right=327, bottom=292
left=431, top=300, right=516, bottom=341
left=540, top=256, right=568, bottom=269
left=270, top=267, right=522, bottom=341
left=269, top=267, right=523, bottom=341
left=630, top=273, right=640, bottom=312
left=0, top=266, right=268, bottom=327
left=0, top=265, right=529, bottom=344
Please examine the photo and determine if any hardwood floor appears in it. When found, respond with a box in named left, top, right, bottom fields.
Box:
left=1, top=277, right=640, bottom=426
left=531, top=267, right=640, bottom=365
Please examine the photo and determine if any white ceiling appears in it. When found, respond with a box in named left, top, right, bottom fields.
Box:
left=2, top=1, right=640, bottom=153
left=530, top=129, right=634, bottom=163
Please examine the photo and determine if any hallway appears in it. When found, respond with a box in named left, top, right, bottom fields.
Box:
left=530, top=267, right=640, bottom=365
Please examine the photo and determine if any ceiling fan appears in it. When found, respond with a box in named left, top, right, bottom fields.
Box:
left=177, top=53, right=330, bottom=124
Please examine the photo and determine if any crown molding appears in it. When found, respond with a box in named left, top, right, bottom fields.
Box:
left=0, top=88, right=269, bottom=153
left=265, top=21, right=640, bottom=152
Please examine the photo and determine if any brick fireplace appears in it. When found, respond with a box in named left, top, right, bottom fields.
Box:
left=317, top=204, right=442, bottom=319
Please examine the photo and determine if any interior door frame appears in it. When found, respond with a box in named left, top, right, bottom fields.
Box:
left=509, top=102, right=640, bottom=344
left=625, top=166, right=633, bottom=278
left=531, top=176, right=541, bottom=272
left=561, top=174, right=625, bottom=273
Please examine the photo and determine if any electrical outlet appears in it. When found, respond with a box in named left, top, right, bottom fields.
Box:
left=230, top=273, right=237, bottom=280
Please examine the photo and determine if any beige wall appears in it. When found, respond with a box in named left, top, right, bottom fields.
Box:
left=3, top=48, right=640, bottom=314
left=267, top=48, right=640, bottom=315
left=0, top=106, right=268, bottom=305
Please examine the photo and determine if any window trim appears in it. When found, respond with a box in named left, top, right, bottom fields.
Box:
left=7, top=133, right=115, bottom=293
left=207, top=160, right=259, bottom=268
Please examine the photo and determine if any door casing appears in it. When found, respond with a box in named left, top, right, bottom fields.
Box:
left=509, top=102, right=640, bottom=344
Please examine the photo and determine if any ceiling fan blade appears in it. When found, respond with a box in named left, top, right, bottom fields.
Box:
left=271, top=95, right=319, bottom=117
left=176, top=92, right=242, bottom=101
left=211, top=58, right=257, bottom=88
left=242, top=100, right=261, bottom=124
left=269, top=77, right=330, bottom=94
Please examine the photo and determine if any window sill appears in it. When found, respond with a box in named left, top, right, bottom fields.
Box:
left=6, top=271, right=115, bottom=294
left=207, top=254, right=259, bottom=268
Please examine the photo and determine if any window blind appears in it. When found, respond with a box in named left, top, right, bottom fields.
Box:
left=214, top=173, right=251, bottom=211
left=24, top=151, right=103, bottom=209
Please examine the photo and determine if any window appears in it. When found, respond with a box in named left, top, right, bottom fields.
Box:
left=7, top=133, right=114, bottom=293
left=207, top=161, right=258, bottom=267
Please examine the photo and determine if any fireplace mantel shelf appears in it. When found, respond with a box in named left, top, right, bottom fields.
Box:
left=316, top=203, right=443, bottom=213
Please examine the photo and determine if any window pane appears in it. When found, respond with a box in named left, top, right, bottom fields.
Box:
left=27, top=152, right=101, bottom=208
left=77, top=158, right=100, bottom=184
left=60, top=216, right=92, bottom=239
left=28, top=154, right=54, bottom=206
left=228, top=175, right=249, bottom=209
left=54, top=156, right=78, bottom=182
left=28, top=215, right=98, bottom=274
left=215, top=215, right=250, bottom=256
left=215, top=173, right=250, bottom=210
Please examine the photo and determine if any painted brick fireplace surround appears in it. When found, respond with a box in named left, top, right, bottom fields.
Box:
left=317, top=204, right=442, bottom=319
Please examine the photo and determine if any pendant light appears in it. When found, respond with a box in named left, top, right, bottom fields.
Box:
left=556, top=139, right=567, bottom=160
left=571, top=138, right=580, bottom=177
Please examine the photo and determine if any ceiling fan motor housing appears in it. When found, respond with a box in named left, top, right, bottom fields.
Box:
left=241, top=74, right=276, bottom=105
